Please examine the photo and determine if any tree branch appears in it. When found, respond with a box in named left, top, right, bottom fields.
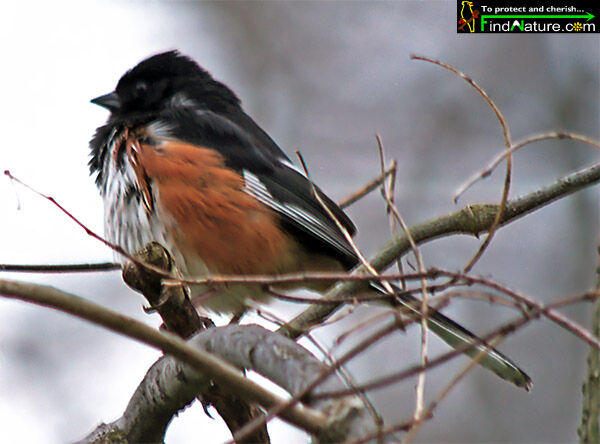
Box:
left=78, top=353, right=208, bottom=443
left=579, top=245, right=600, bottom=443
left=279, top=162, right=600, bottom=340
left=121, top=242, right=268, bottom=443
left=0, top=262, right=120, bottom=273
left=0, top=279, right=331, bottom=437
left=78, top=324, right=378, bottom=443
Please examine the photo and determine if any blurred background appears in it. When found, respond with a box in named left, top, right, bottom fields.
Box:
left=1, top=1, right=598, bottom=442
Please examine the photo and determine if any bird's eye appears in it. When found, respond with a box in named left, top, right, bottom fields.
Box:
left=135, top=81, right=148, bottom=94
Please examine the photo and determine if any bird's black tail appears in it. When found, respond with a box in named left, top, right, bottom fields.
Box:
left=373, top=283, right=532, bottom=390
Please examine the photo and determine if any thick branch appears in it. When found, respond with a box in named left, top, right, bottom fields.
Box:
left=80, top=324, right=376, bottom=443
left=189, top=325, right=377, bottom=442
left=121, top=242, right=268, bottom=443
left=579, top=245, right=600, bottom=443
left=0, top=279, right=328, bottom=436
left=121, top=242, right=211, bottom=338
left=78, top=354, right=208, bottom=443
left=120, top=243, right=377, bottom=442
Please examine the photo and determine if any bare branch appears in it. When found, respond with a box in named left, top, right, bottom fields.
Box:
left=409, top=55, right=512, bottom=147
left=450, top=273, right=600, bottom=350
left=312, top=289, right=600, bottom=401
left=121, top=242, right=268, bottom=443
left=578, top=244, right=600, bottom=443
left=408, top=55, right=516, bottom=282
left=279, top=162, right=600, bottom=340
left=3, top=170, right=174, bottom=280
left=338, top=162, right=396, bottom=209
left=0, top=262, right=120, bottom=273
left=78, top=353, right=209, bottom=443
left=79, top=324, right=379, bottom=443
left=311, top=313, right=533, bottom=399
left=455, top=132, right=600, bottom=200
left=232, top=317, right=404, bottom=442
left=0, top=278, right=331, bottom=435
left=376, top=134, right=430, bottom=430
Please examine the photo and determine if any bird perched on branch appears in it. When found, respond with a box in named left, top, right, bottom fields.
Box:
left=89, top=51, right=531, bottom=390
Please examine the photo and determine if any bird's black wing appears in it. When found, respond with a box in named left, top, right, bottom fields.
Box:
left=162, top=106, right=359, bottom=268
left=159, top=105, right=532, bottom=389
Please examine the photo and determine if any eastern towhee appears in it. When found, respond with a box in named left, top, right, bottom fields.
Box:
left=89, top=51, right=530, bottom=389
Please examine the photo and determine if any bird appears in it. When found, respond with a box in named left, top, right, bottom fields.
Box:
left=89, top=50, right=531, bottom=389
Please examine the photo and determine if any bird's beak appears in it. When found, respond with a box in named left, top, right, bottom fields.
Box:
left=91, top=91, right=121, bottom=112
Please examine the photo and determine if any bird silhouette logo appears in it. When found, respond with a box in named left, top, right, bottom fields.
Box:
left=458, top=1, right=480, bottom=32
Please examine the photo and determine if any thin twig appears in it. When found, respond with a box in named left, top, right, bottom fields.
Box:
left=295, top=151, right=391, bottom=291
left=461, top=154, right=512, bottom=275
left=312, top=289, right=599, bottom=400
left=348, top=416, right=427, bottom=444
left=407, top=333, right=507, bottom=439
left=278, top=161, right=600, bottom=342
left=410, top=55, right=511, bottom=146
left=0, top=262, right=120, bottom=273
left=351, top=334, right=507, bottom=444
left=455, top=132, right=600, bottom=201
left=409, top=55, right=515, bottom=277
left=311, top=313, right=533, bottom=399
left=456, top=273, right=600, bottom=349
left=3, top=170, right=173, bottom=280
left=305, top=331, right=385, bottom=432
left=338, top=164, right=397, bottom=209
left=256, top=305, right=386, bottom=436
left=375, top=134, right=430, bottom=436
left=331, top=311, right=399, bottom=353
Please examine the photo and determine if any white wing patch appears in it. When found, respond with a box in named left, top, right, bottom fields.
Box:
left=242, top=169, right=355, bottom=258
left=280, top=158, right=308, bottom=178
left=242, top=169, right=273, bottom=202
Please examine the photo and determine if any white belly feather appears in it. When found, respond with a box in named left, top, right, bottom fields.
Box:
left=100, top=139, right=266, bottom=315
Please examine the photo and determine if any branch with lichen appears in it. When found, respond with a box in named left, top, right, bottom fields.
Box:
left=579, top=245, right=600, bottom=443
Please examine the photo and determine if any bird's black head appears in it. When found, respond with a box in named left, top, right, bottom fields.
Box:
left=91, top=50, right=240, bottom=117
